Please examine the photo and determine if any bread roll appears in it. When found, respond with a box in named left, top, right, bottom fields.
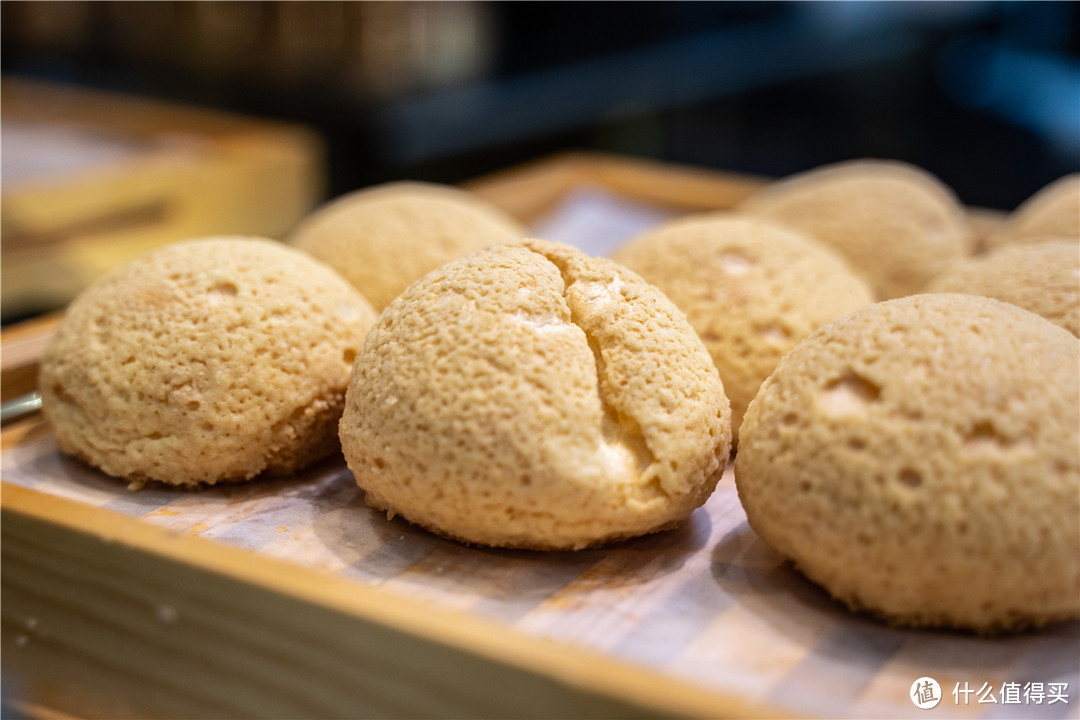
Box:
left=740, top=159, right=973, bottom=300
left=340, top=238, right=732, bottom=549
left=40, top=237, right=377, bottom=488
left=289, top=181, right=525, bottom=310
left=735, top=293, right=1079, bottom=631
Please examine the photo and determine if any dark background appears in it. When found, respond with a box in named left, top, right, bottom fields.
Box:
left=2, top=1, right=1078, bottom=211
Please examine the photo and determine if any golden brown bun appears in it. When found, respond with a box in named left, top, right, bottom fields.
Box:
left=340, top=238, right=732, bottom=550
left=740, top=159, right=973, bottom=300
left=735, top=293, right=1079, bottom=631
left=926, top=238, right=1079, bottom=337
left=612, top=214, right=873, bottom=442
left=987, top=174, right=1080, bottom=250
left=288, top=181, right=525, bottom=310
left=40, top=237, right=378, bottom=488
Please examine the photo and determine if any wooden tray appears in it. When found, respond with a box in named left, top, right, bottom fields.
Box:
left=0, top=152, right=770, bottom=720
left=3, top=153, right=1073, bottom=720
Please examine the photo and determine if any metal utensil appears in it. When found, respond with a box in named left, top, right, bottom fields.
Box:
left=1, top=391, right=43, bottom=425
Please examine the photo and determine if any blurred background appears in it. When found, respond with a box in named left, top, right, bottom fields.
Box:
left=2, top=0, right=1079, bottom=323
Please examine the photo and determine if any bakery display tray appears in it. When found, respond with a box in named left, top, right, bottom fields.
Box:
left=2, top=152, right=1075, bottom=720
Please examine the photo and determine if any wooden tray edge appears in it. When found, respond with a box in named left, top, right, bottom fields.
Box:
left=1, top=480, right=786, bottom=720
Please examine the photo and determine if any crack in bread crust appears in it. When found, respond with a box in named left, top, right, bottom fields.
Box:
left=527, top=245, right=661, bottom=497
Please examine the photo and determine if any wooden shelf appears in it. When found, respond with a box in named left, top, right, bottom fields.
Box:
left=1, top=77, right=325, bottom=322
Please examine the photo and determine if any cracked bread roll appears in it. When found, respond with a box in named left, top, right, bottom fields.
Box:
left=735, top=293, right=1080, bottom=631
left=612, top=214, right=873, bottom=442
left=925, top=238, right=1079, bottom=337
left=739, top=159, right=974, bottom=300
left=288, top=181, right=525, bottom=311
left=339, top=238, right=732, bottom=550
left=987, top=174, right=1080, bottom=251
left=40, top=237, right=378, bottom=489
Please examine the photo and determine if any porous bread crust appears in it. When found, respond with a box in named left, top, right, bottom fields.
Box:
left=734, top=293, right=1080, bottom=632
left=288, top=181, right=525, bottom=311
left=612, top=214, right=873, bottom=441
left=339, top=238, right=732, bottom=550
left=739, top=159, right=974, bottom=300
left=39, top=237, right=378, bottom=488
left=926, top=238, right=1080, bottom=337
left=986, top=174, right=1080, bottom=251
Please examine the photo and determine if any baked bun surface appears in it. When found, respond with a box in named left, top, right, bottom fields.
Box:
left=734, top=293, right=1079, bottom=631
left=40, top=236, right=378, bottom=489
left=739, top=159, right=973, bottom=300
left=288, top=181, right=525, bottom=311
left=987, top=174, right=1080, bottom=250
left=339, top=238, right=732, bottom=550
left=612, top=214, right=872, bottom=441
left=926, top=238, right=1079, bottom=337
